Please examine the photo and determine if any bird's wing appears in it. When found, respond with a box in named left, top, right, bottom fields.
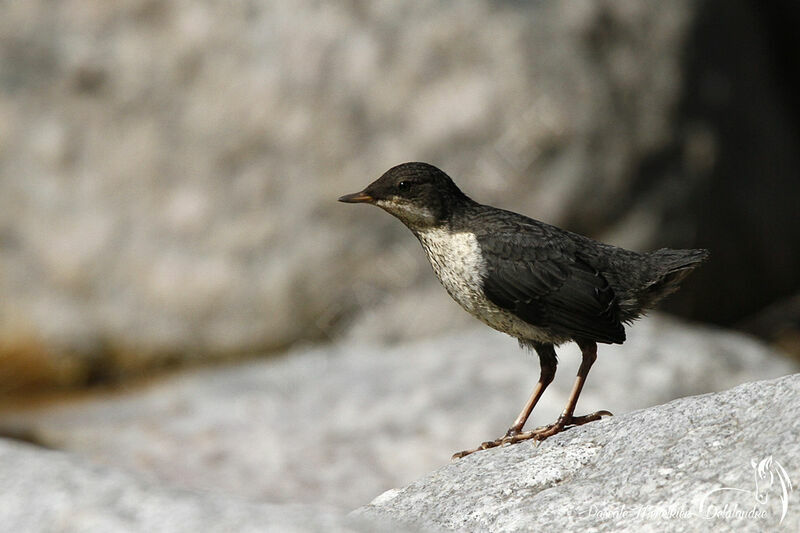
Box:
left=475, top=222, right=625, bottom=344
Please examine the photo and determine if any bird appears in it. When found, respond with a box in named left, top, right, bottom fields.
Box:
left=339, top=162, right=709, bottom=459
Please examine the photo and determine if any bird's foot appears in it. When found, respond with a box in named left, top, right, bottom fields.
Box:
left=451, top=440, right=500, bottom=460
left=530, top=410, right=613, bottom=440
left=450, top=410, right=612, bottom=460
left=451, top=428, right=528, bottom=459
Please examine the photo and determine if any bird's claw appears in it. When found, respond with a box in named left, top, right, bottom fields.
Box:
left=451, top=410, right=613, bottom=460
left=451, top=431, right=537, bottom=460
left=529, top=410, right=614, bottom=439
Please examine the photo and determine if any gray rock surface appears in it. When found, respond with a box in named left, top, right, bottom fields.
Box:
left=0, top=438, right=406, bottom=533
left=0, top=314, right=794, bottom=511
left=0, top=0, right=706, bottom=388
left=357, top=373, right=800, bottom=532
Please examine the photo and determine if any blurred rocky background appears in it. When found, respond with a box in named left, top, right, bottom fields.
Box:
left=1, top=0, right=799, bottom=392
left=1, top=0, right=799, bottom=529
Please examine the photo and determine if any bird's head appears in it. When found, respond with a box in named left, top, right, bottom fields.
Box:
left=338, top=162, right=471, bottom=231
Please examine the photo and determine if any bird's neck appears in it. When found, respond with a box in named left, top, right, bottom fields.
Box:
left=389, top=194, right=475, bottom=234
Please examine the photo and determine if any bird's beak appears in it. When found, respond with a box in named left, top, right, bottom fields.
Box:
left=338, top=191, right=374, bottom=204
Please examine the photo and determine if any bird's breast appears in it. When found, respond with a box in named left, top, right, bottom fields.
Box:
left=414, top=227, right=564, bottom=344
left=414, top=228, right=487, bottom=314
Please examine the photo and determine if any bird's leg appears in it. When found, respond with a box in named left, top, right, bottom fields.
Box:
left=530, top=339, right=612, bottom=440
left=504, top=343, right=557, bottom=437
left=452, top=343, right=557, bottom=460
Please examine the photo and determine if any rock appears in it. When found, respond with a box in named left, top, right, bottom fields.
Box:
left=356, top=374, right=800, bottom=532
left=0, top=439, right=408, bottom=533
left=4, top=0, right=798, bottom=389
left=0, top=314, right=795, bottom=511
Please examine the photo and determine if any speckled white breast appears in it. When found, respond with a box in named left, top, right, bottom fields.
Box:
left=415, top=229, right=487, bottom=314
left=414, top=228, right=560, bottom=344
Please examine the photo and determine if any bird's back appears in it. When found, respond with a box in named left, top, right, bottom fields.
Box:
left=451, top=204, right=707, bottom=340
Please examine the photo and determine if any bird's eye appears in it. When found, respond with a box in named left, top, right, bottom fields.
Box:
left=397, top=181, right=411, bottom=192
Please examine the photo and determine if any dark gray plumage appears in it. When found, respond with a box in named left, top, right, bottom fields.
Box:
left=340, top=162, right=709, bottom=458
left=466, top=207, right=709, bottom=345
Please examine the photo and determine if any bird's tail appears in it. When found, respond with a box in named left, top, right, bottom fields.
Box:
left=639, top=248, right=710, bottom=309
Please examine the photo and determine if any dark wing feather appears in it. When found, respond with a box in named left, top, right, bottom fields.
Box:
left=476, top=222, right=625, bottom=344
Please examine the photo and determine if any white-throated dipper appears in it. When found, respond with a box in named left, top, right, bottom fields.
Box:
left=339, top=162, right=709, bottom=459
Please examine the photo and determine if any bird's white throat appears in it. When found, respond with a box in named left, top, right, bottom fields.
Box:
left=375, top=198, right=436, bottom=229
